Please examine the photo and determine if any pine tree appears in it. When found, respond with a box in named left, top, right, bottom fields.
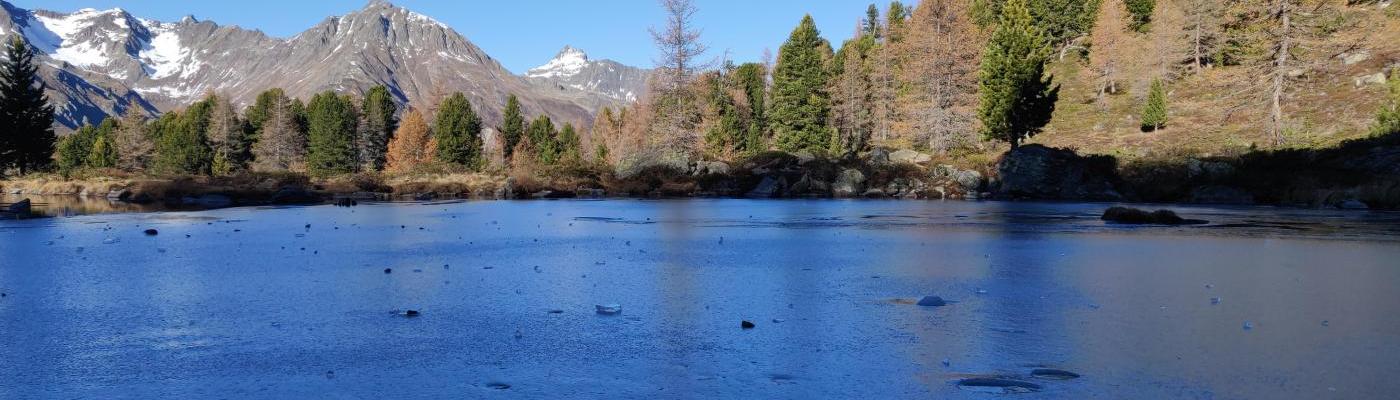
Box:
left=865, top=4, right=883, bottom=38
left=972, top=0, right=1099, bottom=49
left=886, top=1, right=909, bottom=42
left=527, top=116, right=559, bottom=165
left=386, top=108, right=434, bottom=173
left=1371, top=70, right=1400, bottom=137
left=251, top=91, right=307, bottom=172
left=977, top=0, right=1059, bottom=148
left=771, top=15, right=835, bottom=154
left=1125, top=0, right=1155, bottom=31
left=155, top=99, right=213, bottom=175
left=360, top=85, right=397, bottom=171
left=1141, top=78, right=1168, bottom=131
left=207, top=95, right=249, bottom=175
left=432, top=92, right=484, bottom=169
left=86, top=126, right=117, bottom=169
left=56, top=125, right=98, bottom=175
left=897, top=0, right=983, bottom=153
left=112, top=101, right=153, bottom=172
left=831, top=36, right=876, bottom=157
left=1182, top=0, right=1222, bottom=72
left=305, top=91, right=358, bottom=177
left=499, top=94, right=525, bottom=162
left=1088, top=0, right=1130, bottom=106
left=557, top=123, right=582, bottom=163
left=0, top=37, right=56, bottom=175
left=732, top=63, right=768, bottom=153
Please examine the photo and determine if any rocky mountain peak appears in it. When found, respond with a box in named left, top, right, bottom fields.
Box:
left=528, top=45, right=590, bottom=79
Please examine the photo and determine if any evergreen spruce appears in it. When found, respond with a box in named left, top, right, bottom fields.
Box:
left=1141, top=78, right=1169, bottom=132
left=56, top=125, right=98, bottom=175
left=977, top=0, right=1059, bottom=148
left=557, top=123, right=582, bottom=163
left=526, top=116, right=558, bottom=165
left=154, top=100, right=214, bottom=175
left=305, top=91, right=358, bottom=177
left=770, top=15, right=835, bottom=154
left=86, top=127, right=117, bottom=169
left=0, top=37, right=56, bottom=175
left=360, top=85, right=397, bottom=171
left=499, top=94, right=525, bottom=161
left=432, top=92, right=484, bottom=169
left=1125, top=0, right=1155, bottom=31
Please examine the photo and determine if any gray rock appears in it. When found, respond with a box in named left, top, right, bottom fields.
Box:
left=867, top=148, right=892, bottom=166
left=953, top=170, right=984, bottom=193
left=106, top=189, right=132, bottom=201
left=996, top=145, right=1122, bottom=201
left=746, top=176, right=785, bottom=198
left=1356, top=72, right=1388, bottom=87
left=1101, top=207, right=1208, bottom=225
left=692, top=161, right=730, bottom=176
left=791, top=150, right=817, bottom=165
left=917, top=296, right=947, bottom=307
left=1341, top=50, right=1371, bottom=66
left=832, top=169, right=866, bottom=198
left=890, top=149, right=932, bottom=165
left=495, top=178, right=516, bottom=200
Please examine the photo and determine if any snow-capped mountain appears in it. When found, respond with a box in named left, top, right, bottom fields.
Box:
left=525, top=45, right=650, bottom=111
left=0, top=0, right=643, bottom=132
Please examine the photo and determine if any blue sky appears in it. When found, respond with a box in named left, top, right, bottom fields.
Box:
left=14, top=0, right=885, bottom=73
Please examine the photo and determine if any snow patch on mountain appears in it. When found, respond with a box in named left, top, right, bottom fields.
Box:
left=140, top=24, right=196, bottom=80
left=527, top=46, right=589, bottom=78
left=29, top=8, right=126, bottom=68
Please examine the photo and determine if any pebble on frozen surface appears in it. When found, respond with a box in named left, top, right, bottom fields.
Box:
left=596, top=304, right=622, bottom=315
left=741, top=320, right=756, bottom=329
left=917, top=296, right=947, bottom=307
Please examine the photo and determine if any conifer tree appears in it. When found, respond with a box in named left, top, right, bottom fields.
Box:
left=155, top=99, right=213, bottom=175
left=86, top=127, right=117, bottom=169
left=972, top=0, right=1099, bottom=49
left=770, top=15, right=835, bottom=154
left=360, top=85, right=397, bottom=171
left=732, top=63, right=768, bottom=152
left=1371, top=70, right=1399, bottom=137
left=897, top=0, right=983, bottom=152
left=113, top=102, right=153, bottom=172
left=1125, top=0, right=1155, bottom=31
left=865, top=4, right=883, bottom=38
left=557, top=123, right=582, bottom=163
left=977, top=0, right=1059, bottom=148
left=251, top=91, right=306, bottom=172
left=1141, top=78, right=1168, bottom=131
left=305, top=91, right=358, bottom=177
left=386, top=108, right=433, bottom=173
left=0, top=37, right=56, bottom=174
left=527, top=115, right=559, bottom=165
left=432, top=92, right=484, bottom=169
left=56, top=125, right=98, bottom=174
left=499, top=94, right=525, bottom=161
left=207, top=95, right=249, bottom=175
left=1088, top=0, right=1130, bottom=106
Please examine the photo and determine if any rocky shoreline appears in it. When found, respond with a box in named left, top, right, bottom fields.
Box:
left=4, top=138, right=1397, bottom=211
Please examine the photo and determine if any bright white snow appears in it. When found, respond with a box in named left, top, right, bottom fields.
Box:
left=526, top=46, right=589, bottom=79
left=29, top=8, right=127, bottom=68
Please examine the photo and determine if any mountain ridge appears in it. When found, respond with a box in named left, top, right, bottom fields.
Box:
left=0, top=0, right=650, bottom=132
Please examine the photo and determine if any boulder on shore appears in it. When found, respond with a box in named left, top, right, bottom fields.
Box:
left=832, top=169, right=866, bottom=198
left=1101, top=207, right=1207, bottom=225
left=997, top=145, right=1122, bottom=201
left=890, top=149, right=933, bottom=165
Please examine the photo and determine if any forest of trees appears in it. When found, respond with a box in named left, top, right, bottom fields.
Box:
left=2, top=0, right=1396, bottom=180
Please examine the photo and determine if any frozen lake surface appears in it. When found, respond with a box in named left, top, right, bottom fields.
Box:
left=2, top=200, right=1399, bottom=399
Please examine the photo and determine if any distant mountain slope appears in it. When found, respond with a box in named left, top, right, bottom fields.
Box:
left=0, top=0, right=643, bottom=132
left=525, top=45, right=651, bottom=113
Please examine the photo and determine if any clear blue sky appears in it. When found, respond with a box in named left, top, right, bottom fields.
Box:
left=14, top=0, right=887, bottom=73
